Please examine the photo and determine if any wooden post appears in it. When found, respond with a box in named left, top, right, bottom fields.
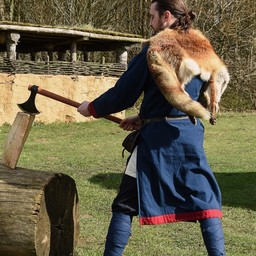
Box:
left=6, top=32, right=20, bottom=61
left=70, top=42, right=77, bottom=62
left=116, top=47, right=128, bottom=69
left=101, top=56, right=105, bottom=64
left=47, top=44, right=54, bottom=61
left=1, top=112, right=35, bottom=169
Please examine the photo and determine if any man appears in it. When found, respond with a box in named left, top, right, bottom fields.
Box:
left=78, top=1, right=226, bottom=255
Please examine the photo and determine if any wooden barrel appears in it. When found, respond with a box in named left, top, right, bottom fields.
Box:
left=0, top=164, right=79, bottom=255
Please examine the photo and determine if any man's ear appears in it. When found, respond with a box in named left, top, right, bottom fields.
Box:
left=163, top=10, right=172, bottom=21
left=163, top=10, right=176, bottom=26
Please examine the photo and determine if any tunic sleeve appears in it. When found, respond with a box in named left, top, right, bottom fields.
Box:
left=88, top=48, right=150, bottom=118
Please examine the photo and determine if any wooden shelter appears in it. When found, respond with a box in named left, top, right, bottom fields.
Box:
left=0, top=22, right=145, bottom=76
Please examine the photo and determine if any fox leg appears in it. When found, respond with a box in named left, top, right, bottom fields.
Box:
left=209, top=79, right=217, bottom=125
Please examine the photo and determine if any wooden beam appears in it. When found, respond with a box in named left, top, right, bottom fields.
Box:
left=0, top=24, right=145, bottom=43
left=1, top=112, right=35, bottom=169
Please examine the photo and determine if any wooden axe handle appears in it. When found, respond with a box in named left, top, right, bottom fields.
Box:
left=28, top=85, right=123, bottom=124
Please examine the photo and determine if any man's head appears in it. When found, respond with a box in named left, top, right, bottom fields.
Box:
left=149, top=0, right=195, bottom=34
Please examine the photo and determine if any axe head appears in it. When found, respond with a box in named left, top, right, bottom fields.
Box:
left=17, top=85, right=40, bottom=115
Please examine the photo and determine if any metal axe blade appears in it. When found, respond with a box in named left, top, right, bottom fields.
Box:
left=17, top=85, right=40, bottom=114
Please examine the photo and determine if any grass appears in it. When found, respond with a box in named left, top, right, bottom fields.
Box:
left=0, top=112, right=255, bottom=255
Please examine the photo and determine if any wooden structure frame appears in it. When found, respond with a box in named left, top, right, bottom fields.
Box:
left=0, top=22, right=145, bottom=67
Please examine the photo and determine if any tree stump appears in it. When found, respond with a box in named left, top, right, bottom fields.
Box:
left=0, top=164, right=79, bottom=256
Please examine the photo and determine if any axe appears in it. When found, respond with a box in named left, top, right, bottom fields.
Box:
left=18, top=85, right=122, bottom=124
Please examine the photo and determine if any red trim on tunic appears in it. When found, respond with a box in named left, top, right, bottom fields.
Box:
left=88, top=102, right=99, bottom=118
left=139, top=209, right=222, bottom=225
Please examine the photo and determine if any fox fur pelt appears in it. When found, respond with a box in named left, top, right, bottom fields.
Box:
left=147, top=28, right=230, bottom=124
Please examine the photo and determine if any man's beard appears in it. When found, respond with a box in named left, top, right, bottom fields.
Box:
left=152, top=23, right=166, bottom=36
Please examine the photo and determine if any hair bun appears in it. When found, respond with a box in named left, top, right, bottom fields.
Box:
left=188, top=11, right=196, bottom=21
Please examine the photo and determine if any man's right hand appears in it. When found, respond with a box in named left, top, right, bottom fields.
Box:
left=77, top=101, right=91, bottom=117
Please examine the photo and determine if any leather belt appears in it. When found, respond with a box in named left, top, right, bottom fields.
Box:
left=142, top=116, right=189, bottom=125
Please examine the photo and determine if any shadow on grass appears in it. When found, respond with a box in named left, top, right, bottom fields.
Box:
left=88, top=172, right=123, bottom=190
left=89, top=172, right=256, bottom=211
left=215, top=172, right=256, bottom=211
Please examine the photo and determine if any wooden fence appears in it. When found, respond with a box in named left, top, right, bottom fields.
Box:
left=0, top=57, right=126, bottom=77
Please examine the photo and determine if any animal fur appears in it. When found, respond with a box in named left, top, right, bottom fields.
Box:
left=147, top=28, right=230, bottom=125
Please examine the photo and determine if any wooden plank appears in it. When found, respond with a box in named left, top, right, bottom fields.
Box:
left=1, top=112, right=35, bottom=169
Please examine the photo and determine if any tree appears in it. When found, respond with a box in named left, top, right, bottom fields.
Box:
left=1, top=0, right=255, bottom=110
left=189, top=0, right=256, bottom=110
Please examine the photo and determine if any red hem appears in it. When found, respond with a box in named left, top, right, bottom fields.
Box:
left=139, top=209, right=222, bottom=225
left=88, top=102, right=99, bottom=118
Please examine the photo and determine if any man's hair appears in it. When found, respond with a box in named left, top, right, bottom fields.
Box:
left=151, top=0, right=195, bottom=31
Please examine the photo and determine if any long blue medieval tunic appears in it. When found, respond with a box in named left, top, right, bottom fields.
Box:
left=88, top=47, right=222, bottom=225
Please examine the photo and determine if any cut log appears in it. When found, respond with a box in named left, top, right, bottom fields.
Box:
left=0, top=164, right=79, bottom=255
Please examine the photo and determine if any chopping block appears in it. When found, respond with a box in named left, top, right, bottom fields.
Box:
left=0, top=112, right=79, bottom=256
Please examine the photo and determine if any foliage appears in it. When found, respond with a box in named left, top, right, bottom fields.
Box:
left=0, top=0, right=255, bottom=110
left=0, top=112, right=255, bottom=255
left=189, top=0, right=256, bottom=110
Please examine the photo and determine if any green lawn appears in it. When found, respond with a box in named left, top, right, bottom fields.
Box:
left=0, top=112, right=255, bottom=255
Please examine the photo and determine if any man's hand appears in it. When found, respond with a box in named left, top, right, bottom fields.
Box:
left=119, top=115, right=142, bottom=131
left=77, top=101, right=91, bottom=117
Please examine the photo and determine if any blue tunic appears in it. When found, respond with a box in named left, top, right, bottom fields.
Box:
left=89, top=47, right=222, bottom=225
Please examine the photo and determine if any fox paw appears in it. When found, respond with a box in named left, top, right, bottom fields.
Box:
left=189, top=116, right=197, bottom=125
left=209, top=116, right=217, bottom=125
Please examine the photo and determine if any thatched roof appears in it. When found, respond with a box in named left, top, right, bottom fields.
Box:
left=0, top=22, right=146, bottom=53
